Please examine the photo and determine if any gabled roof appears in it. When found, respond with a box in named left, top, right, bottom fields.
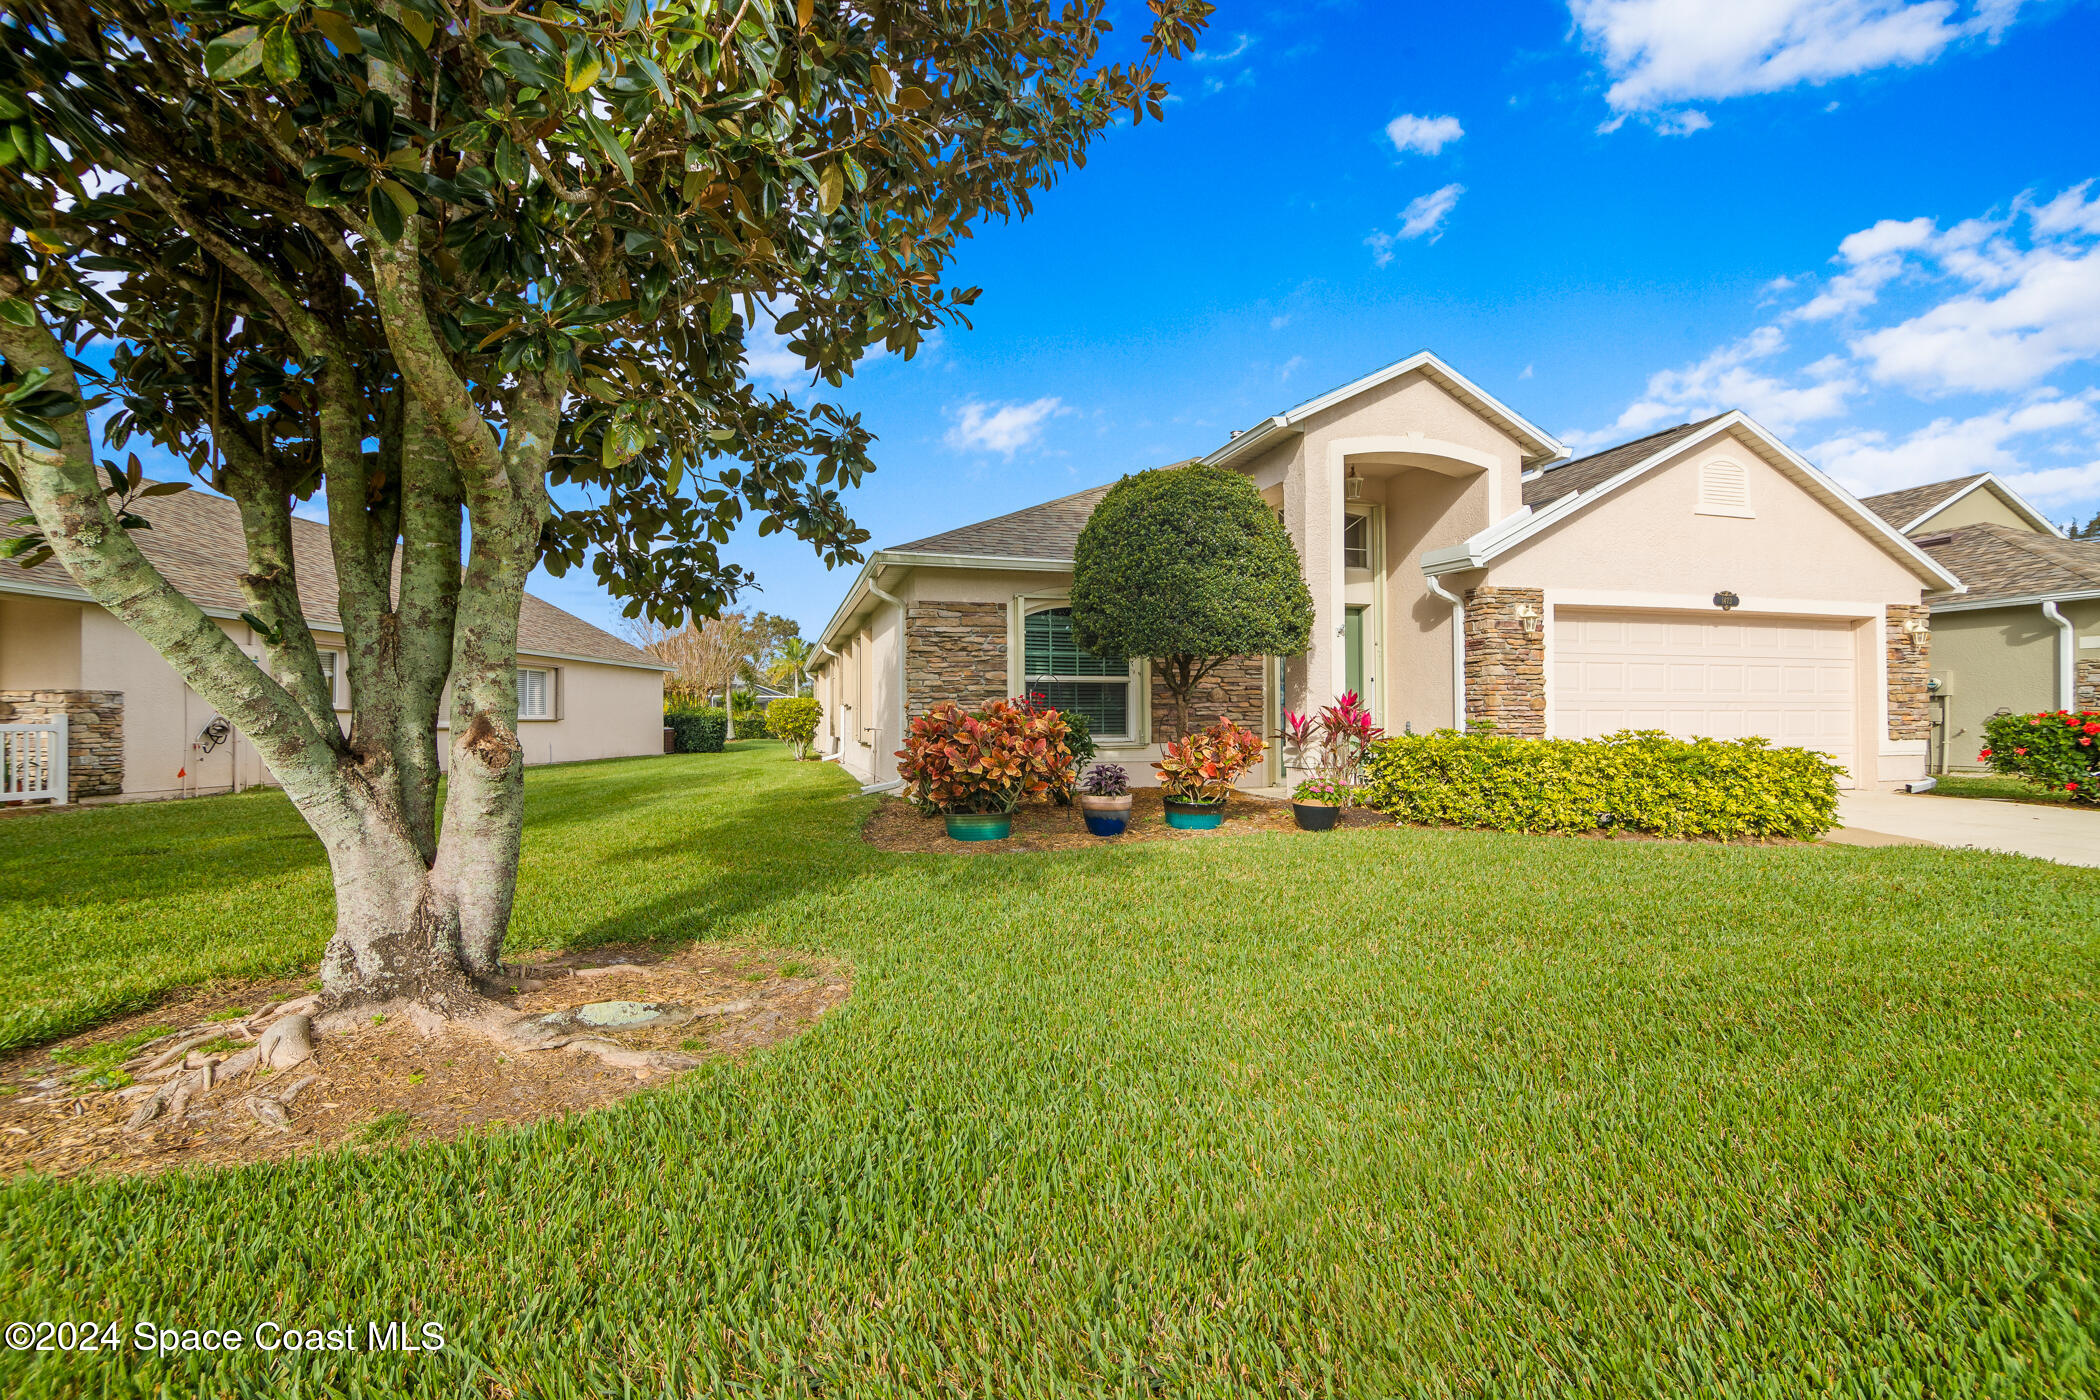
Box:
left=891, top=482, right=1119, bottom=561
left=1203, top=351, right=1567, bottom=471
left=1522, top=417, right=1726, bottom=509
left=1424, top=411, right=1963, bottom=592
left=1858, top=472, right=2064, bottom=538
left=0, top=489, right=663, bottom=670
left=1917, top=523, right=2100, bottom=610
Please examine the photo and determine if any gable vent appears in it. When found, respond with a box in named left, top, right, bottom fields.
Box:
left=1696, top=460, right=1753, bottom=518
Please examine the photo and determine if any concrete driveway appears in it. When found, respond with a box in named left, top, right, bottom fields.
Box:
left=1836, top=789, right=2099, bottom=868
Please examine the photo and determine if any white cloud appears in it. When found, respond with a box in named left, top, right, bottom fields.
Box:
left=1195, top=33, right=1254, bottom=63
left=1366, top=184, right=1465, bottom=264
left=944, top=398, right=1064, bottom=456
left=1792, top=215, right=1935, bottom=320
left=1571, top=0, right=2025, bottom=117
left=1810, top=393, right=2098, bottom=495
left=1852, top=245, right=2100, bottom=394
left=1596, top=325, right=1859, bottom=437
left=1384, top=113, right=1464, bottom=156
left=1269, top=314, right=1291, bottom=331
left=1279, top=356, right=1306, bottom=382
left=1653, top=108, right=1712, bottom=136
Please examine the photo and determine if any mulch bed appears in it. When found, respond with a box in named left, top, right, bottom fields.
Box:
left=0, top=944, right=848, bottom=1181
left=862, top=789, right=1387, bottom=854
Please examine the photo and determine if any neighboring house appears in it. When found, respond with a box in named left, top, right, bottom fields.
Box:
left=1859, top=473, right=2100, bottom=773
left=1, top=488, right=667, bottom=803
left=814, top=351, right=1958, bottom=792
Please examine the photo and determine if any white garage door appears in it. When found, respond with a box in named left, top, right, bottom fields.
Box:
left=1553, top=610, right=1857, bottom=782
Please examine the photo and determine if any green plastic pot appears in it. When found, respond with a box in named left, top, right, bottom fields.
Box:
left=1162, top=797, right=1226, bottom=830
left=943, top=812, right=1013, bottom=842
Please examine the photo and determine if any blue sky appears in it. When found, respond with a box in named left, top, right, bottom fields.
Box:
left=104, top=0, right=2096, bottom=642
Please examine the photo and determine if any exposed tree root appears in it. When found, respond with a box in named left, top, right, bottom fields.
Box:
left=314, top=991, right=700, bottom=1075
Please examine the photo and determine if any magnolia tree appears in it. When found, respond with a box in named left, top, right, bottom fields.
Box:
left=0, top=0, right=1211, bottom=1032
left=1070, top=463, right=1312, bottom=740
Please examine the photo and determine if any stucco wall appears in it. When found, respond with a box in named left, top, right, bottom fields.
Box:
left=0, top=595, right=83, bottom=688
left=1929, top=598, right=2100, bottom=771
left=1912, top=488, right=2038, bottom=535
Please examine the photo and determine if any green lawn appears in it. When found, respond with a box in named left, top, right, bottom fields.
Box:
left=2, top=745, right=2095, bottom=1397
left=1927, top=772, right=2088, bottom=807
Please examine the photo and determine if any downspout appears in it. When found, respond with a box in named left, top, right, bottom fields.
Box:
left=2042, top=600, right=2075, bottom=710
left=1424, top=575, right=1466, bottom=730
left=863, top=571, right=907, bottom=793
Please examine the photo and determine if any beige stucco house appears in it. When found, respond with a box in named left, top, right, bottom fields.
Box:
left=814, top=352, right=1960, bottom=792
left=1, top=489, right=667, bottom=804
left=1860, top=473, right=2100, bottom=772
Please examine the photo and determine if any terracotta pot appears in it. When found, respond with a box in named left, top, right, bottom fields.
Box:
left=1078, top=793, right=1133, bottom=837
left=1162, top=796, right=1226, bottom=830
left=1292, top=801, right=1341, bottom=831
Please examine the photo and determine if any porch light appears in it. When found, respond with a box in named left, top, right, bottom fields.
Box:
left=1713, top=591, right=1741, bottom=611
left=1345, top=463, right=1363, bottom=500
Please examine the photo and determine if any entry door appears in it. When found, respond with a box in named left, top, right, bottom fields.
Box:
left=1553, top=610, right=1858, bottom=783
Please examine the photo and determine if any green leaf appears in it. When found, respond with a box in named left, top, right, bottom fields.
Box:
left=710, top=286, right=733, bottom=334
left=0, top=297, right=33, bottom=328
left=205, top=26, right=264, bottom=80
left=239, top=611, right=282, bottom=644
left=565, top=52, right=603, bottom=93
left=261, top=24, right=300, bottom=83
left=367, top=184, right=405, bottom=243
left=138, top=481, right=192, bottom=498
left=818, top=163, right=843, bottom=215
left=312, top=10, right=362, bottom=54
left=579, top=107, right=632, bottom=181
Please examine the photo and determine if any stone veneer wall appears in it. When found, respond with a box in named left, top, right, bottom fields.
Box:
left=1149, top=654, right=1267, bottom=740
left=0, top=689, right=124, bottom=799
left=904, top=602, right=1009, bottom=712
left=1463, top=587, right=1545, bottom=737
left=2078, top=658, right=2099, bottom=712
left=1884, top=604, right=1931, bottom=741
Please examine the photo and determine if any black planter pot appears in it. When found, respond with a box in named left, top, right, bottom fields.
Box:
left=1292, top=802, right=1341, bottom=831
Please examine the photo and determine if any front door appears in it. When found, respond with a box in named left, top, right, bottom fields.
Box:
left=1345, top=606, right=1366, bottom=701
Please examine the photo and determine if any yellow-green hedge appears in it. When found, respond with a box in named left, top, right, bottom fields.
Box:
left=1360, top=729, right=1841, bottom=840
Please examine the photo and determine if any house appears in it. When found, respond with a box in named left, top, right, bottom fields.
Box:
left=812, top=351, right=1960, bottom=792
left=1859, top=472, right=2100, bottom=772
left=1, top=488, right=667, bottom=803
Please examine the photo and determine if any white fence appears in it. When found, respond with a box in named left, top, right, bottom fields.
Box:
left=1, top=717, right=68, bottom=804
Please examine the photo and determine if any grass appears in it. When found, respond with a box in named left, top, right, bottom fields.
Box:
left=2, top=742, right=2096, bottom=1396
left=1927, top=772, right=2088, bottom=807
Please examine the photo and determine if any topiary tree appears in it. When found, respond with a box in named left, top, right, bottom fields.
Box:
left=1070, top=463, right=1312, bottom=741
left=0, top=0, right=1213, bottom=1038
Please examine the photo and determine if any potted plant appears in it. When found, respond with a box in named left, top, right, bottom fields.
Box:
left=895, top=699, right=1074, bottom=841
left=1290, top=776, right=1347, bottom=830
left=1281, top=691, right=1383, bottom=829
left=1153, top=719, right=1266, bottom=829
left=1076, top=762, right=1132, bottom=836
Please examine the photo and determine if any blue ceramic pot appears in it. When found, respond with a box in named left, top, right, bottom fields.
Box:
left=943, top=812, right=1012, bottom=842
left=1162, top=798, right=1226, bottom=830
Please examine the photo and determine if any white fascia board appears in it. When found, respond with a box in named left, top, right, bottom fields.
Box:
left=816, top=549, right=1073, bottom=651
left=1905, top=474, right=2066, bottom=539
left=814, top=555, right=885, bottom=653
left=1203, top=352, right=1566, bottom=472
left=1435, top=411, right=1964, bottom=593
left=1930, top=588, right=2100, bottom=614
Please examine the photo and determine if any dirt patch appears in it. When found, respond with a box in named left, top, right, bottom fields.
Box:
left=0, top=945, right=848, bottom=1182
left=863, top=789, right=1387, bottom=854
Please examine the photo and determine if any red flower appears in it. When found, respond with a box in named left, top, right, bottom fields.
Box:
left=2083, top=737, right=2093, bottom=747
left=2014, top=747, right=2028, bottom=755
left=2068, top=717, right=2083, bottom=729
left=2084, top=722, right=2100, bottom=735
left=2030, top=718, right=2043, bottom=726
left=1978, top=748, right=1992, bottom=759
left=2068, top=783, right=2081, bottom=792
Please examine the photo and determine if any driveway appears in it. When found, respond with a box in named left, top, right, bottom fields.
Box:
left=1836, top=789, right=2099, bottom=868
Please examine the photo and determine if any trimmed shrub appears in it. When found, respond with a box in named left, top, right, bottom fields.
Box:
left=764, top=696, right=823, bottom=759
left=1980, top=708, right=2100, bottom=803
left=664, top=706, right=728, bottom=754
left=1360, top=729, right=1841, bottom=840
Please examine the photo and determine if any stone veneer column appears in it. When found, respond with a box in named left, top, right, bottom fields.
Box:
left=0, top=689, right=125, bottom=799
left=1884, top=604, right=1931, bottom=741
left=2077, top=658, right=2099, bottom=712
left=904, top=602, right=1009, bottom=712
left=1150, top=654, right=1267, bottom=740
left=1462, top=587, right=1545, bottom=737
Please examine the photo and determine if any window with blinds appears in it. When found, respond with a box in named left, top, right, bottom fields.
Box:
left=518, top=667, right=552, bottom=719
left=315, top=651, right=338, bottom=707
left=1024, top=607, right=1130, bottom=737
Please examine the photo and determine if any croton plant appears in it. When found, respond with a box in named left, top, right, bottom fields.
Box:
left=896, top=699, right=1074, bottom=815
left=1282, top=690, right=1383, bottom=800
left=1153, top=718, right=1265, bottom=803
left=1979, top=708, right=2100, bottom=805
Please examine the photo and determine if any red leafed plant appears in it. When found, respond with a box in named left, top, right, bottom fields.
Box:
left=1282, top=690, right=1384, bottom=800
left=896, top=699, right=1075, bottom=815
left=1153, top=718, right=1266, bottom=803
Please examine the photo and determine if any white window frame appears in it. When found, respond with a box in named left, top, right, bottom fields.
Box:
left=517, top=666, right=556, bottom=720
left=1016, top=599, right=1143, bottom=746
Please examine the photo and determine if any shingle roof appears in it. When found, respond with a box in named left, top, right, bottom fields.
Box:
left=1858, top=475, right=1985, bottom=533
left=1, top=488, right=661, bottom=669
left=891, top=481, right=1121, bottom=560
left=1917, top=523, right=2100, bottom=606
left=1521, top=417, right=1725, bottom=509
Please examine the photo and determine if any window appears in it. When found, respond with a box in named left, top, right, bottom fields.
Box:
left=1343, top=512, right=1371, bottom=571
left=518, top=667, right=552, bottom=720
left=1024, top=607, right=1130, bottom=737
left=1697, top=460, right=1753, bottom=518
left=315, top=651, right=338, bottom=707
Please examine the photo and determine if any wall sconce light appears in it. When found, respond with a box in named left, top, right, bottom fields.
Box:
left=1713, top=591, right=1741, bottom=611
left=1345, top=463, right=1363, bottom=500
left=1513, top=602, right=1543, bottom=636
left=1904, top=618, right=1932, bottom=644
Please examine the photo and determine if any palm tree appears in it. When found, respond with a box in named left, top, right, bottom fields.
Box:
left=770, top=636, right=817, bottom=696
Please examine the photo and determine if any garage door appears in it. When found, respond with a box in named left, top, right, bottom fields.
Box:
left=1553, top=610, right=1857, bottom=782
